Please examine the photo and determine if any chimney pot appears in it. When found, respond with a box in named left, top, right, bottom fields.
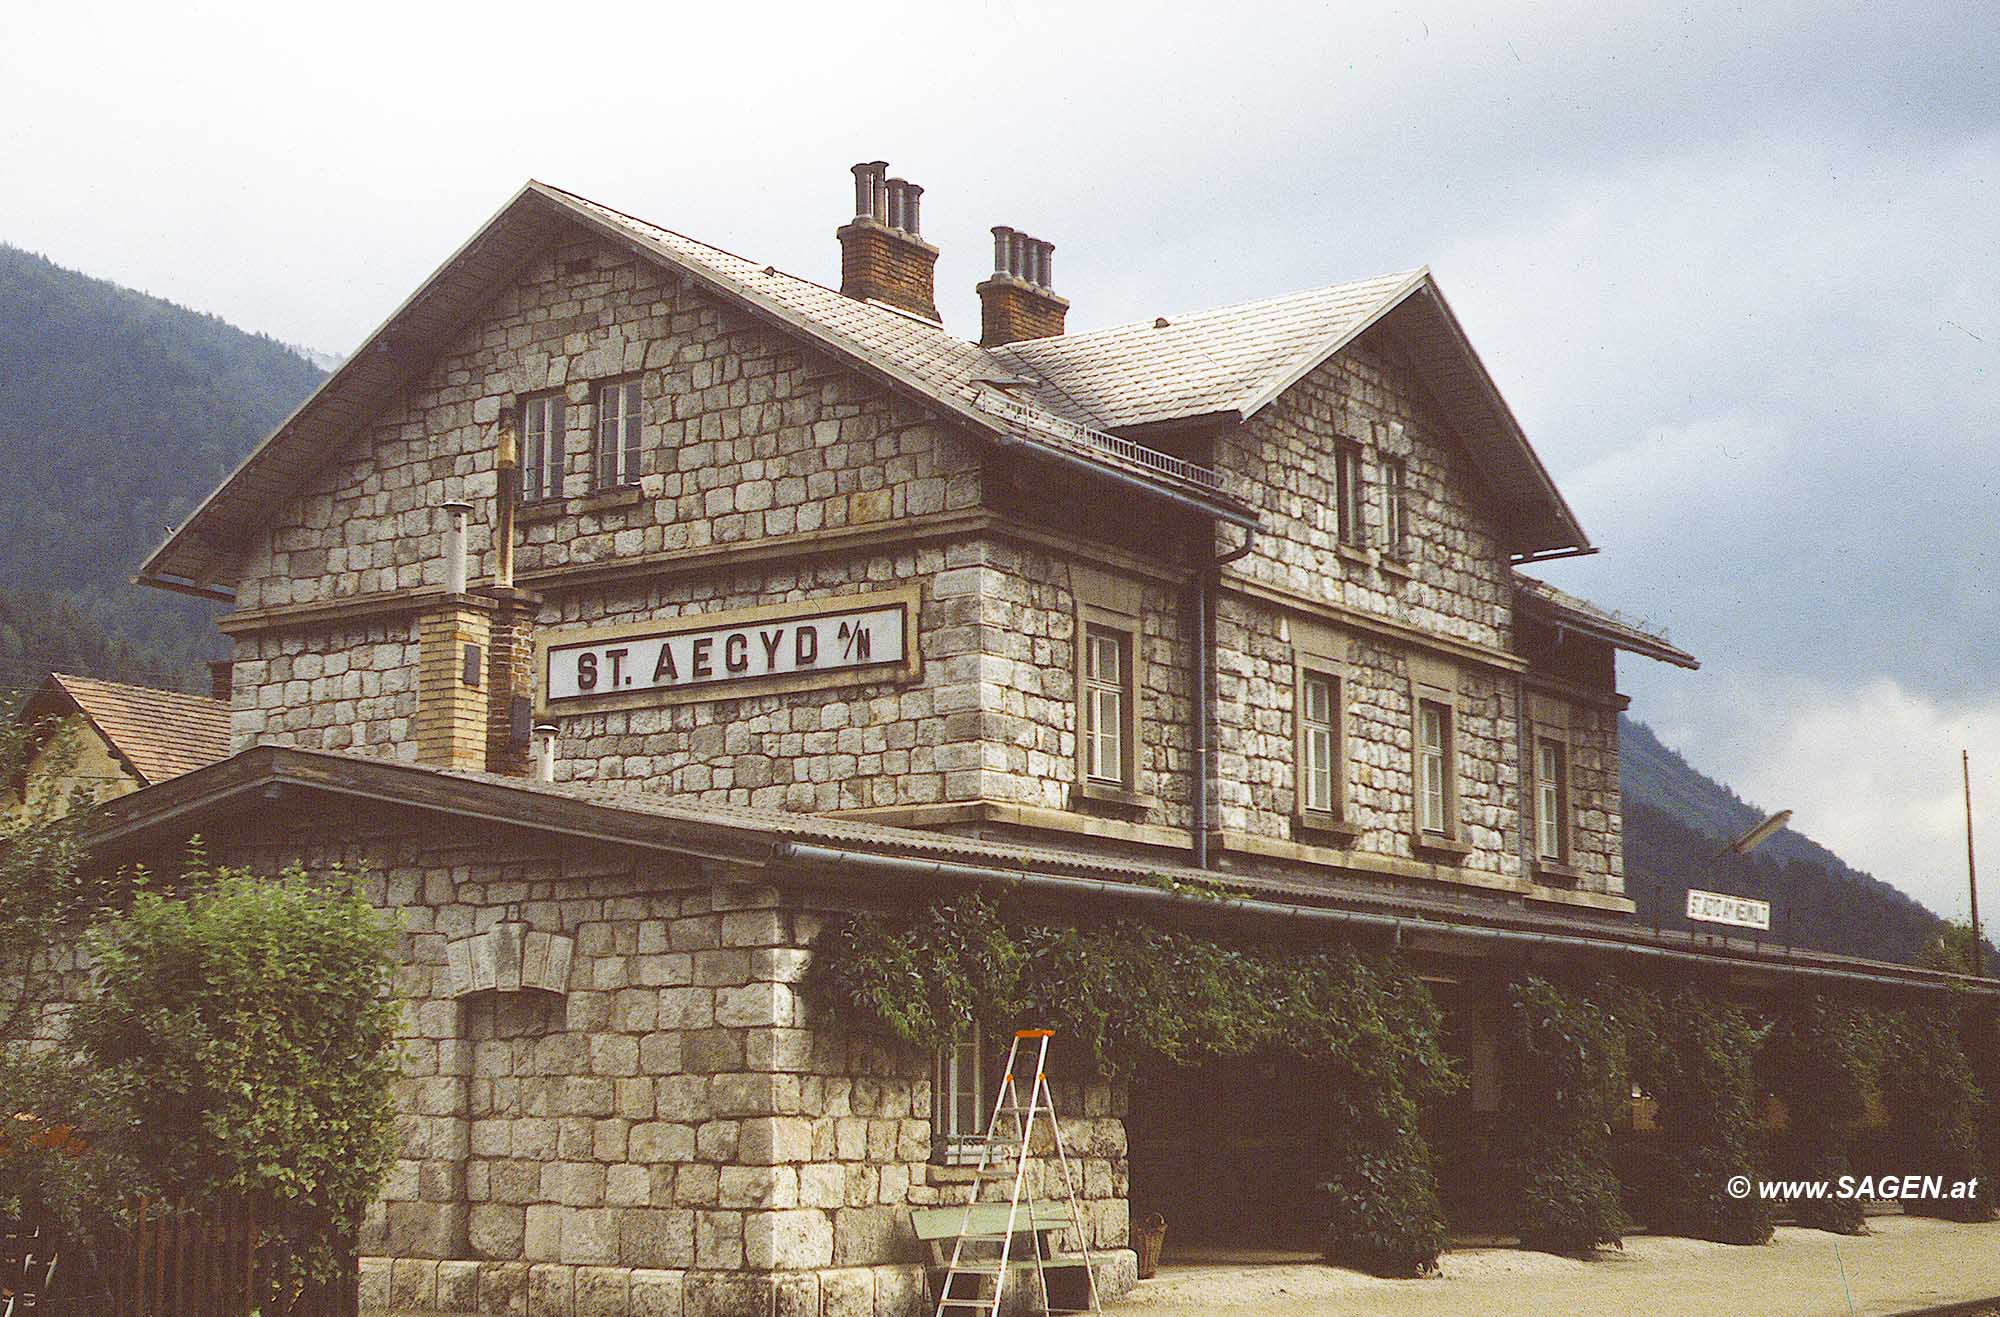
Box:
left=836, top=160, right=941, bottom=321
left=532, top=723, right=559, bottom=782
left=442, top=500, right=473, bottom=595
left=977, top=226, right=1069, bottom=345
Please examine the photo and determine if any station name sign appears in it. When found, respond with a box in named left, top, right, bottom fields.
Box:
left=1684, top=888, right=1771, bottom=932
left=544, top=595, right=912, bottom=705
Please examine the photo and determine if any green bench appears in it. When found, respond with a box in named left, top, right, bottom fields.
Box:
left=910, top=1205, right=1095, bottom=1313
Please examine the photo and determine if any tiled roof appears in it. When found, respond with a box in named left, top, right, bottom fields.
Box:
left=43, top=673, right=232, bottom=785
left=1514, top=577, right=1699, bottom=669
left=139, top=179, right=1587, bottom=588
left=990, top=272, right=1427, bottom=430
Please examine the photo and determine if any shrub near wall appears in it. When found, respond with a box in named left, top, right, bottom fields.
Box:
left=1878, top=1000, right=1994, bottom=1222
left=67, top=860, right=403, bottom=1286
left=815, top=895, right=1462, bottom=1277
left=1756, top=996, right=1878, bottom=1234
left=1505, top=978, right=1627, bottom=1253
left=1619, top=985, right=1774, bottom=1245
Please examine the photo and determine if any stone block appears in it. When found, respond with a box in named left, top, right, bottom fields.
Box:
left=562, top=1207, right=618, bottom=1265
left=574, top=1265, right=631, bottom=1317
left=388, top=1254, right=438, bottom=1308
left=358, top=1256, right=392, bottom=1311
left=470, top=1202, right=526, bottom=1258
left=773, top=1270, right=820, bottom=1317
left=743, top=1208, right=834, bottom=1270
left=528, top=1262, right=575, bottom=1317
left=478, top=1260, right=531, bottom=1315
left=819, top=1266, right=874, bottom=1317
left=629, top=1267, right=687, bottom=1317
left=684, top=1272, right=775, bottom=1317
left=437, top=1258, right=481, bottom=1310
left=619, top=1206, right=696, bottom=1268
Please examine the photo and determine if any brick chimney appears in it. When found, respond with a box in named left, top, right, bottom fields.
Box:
left=837, top=161, right=942, bottom=323
left=977, top=226, right=1068, bottom=346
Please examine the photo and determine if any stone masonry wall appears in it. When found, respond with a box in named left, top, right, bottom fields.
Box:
left=186, top=804, right=1129, bottom=1316
left=1220, top=332, right=1515, bottom=651
left=229, top=227, right=981, bottom=613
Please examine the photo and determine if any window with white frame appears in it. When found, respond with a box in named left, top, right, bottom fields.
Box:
left=1381, top=457, right=1409, bottom=557
left=1335, top=442, right=1366, bottom=547
left=1300, top=671, right=1339, bottom=816
left=1083, top=627, right=1130, bottom=786
left=595, top=379, right=642, bottom=489
left=1417, top=698, right=1452, bottom=836
left=934, top=1024, right=989, bottom=1164
left=520, top=394, right=565, bottom=503
left=1537, top=738, right=1568, bottom=862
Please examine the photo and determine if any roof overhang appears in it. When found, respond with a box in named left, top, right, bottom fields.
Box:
left=139, top=183, right=1256, bottom=596
left=1516, top=577, right=1700, bottom=670
left=1236, top=272, right=1590, bottom=558
left=78, top=745, right=1986, bottom=998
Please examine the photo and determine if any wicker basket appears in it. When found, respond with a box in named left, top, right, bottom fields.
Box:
left=1133, top=1213, right=1168, bottom=1280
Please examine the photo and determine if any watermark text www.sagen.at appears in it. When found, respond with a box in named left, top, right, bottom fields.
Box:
left=1725, top=1174, right=1982, bottom=1201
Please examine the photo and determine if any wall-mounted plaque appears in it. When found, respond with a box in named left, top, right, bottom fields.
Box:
left=537, top=586, right=920, bottom=711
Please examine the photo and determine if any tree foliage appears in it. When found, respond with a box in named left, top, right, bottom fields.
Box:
left=1875, top=998, right=1994, bottom=1222
left=813, top=895, right=1461, bottom=1276
left=66, top=861, right=403, bottom=1282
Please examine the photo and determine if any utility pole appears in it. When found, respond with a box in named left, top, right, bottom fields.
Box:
left=1965, top=750, right=1984, bottom=977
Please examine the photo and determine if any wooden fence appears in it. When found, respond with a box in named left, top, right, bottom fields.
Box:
left=6, top=1196, right=357, bottom=1316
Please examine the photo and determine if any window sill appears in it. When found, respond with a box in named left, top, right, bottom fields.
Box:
left=1074, top=781, right=1160, bottom=812
left=577, top=485, right=644, bottom=513
left=517, top=499, right=568, bottom=525
left=1377, top=555, right=1414, bottom=582
left=928, top=1163, right=994, bottom=1185
left=1411, top=831, right=1473, bottom=861
left=1334, top=543, right=1374, bottom=570
left=1292, top=812, right=1361, bottom=846
left=1534, top=859, right=1586, bottom=887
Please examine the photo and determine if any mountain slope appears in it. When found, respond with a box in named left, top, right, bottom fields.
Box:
left=1620, top=716, right=1974, bottom=965
left=0, top=245, right=324, bottom=697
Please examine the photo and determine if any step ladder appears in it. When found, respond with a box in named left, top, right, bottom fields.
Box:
left=933, top=1029, right=1103, bottom=1317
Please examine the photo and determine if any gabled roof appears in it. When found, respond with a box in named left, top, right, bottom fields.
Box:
left=19, top=673, right=232, bottom=785
left=994, top=271, right=1589, bottom=554
left=140, top=180, right=1587, bottom=592
left=1515, top=577, right=1699, bottom=670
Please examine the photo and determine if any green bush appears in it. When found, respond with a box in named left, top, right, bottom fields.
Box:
left=815, top=895, right=1461, bottom=1275
left=1877, top=1000, right=1993, bottom=1222
left=1621, top=985, right=1773, bottom=1244
left=1505, top=978, right=1627, bottom=1252
left=1757, top=996, right=1880, bottom=1233
left=67, top=860, right=403, bottom=1283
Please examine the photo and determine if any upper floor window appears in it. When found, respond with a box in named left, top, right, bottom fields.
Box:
left=1417, top=698, right=1453, bottom=836
left=595, top=380, right=642, bottom=490
left=1300, top=670, right=1340, bottom=816
left=1083, top=628, right=1131, bottom=786
left=1536, top=738, right=1568, bottom=862
left=1380, top=457, right=1409, bottom=557
left=1335, top=442, right=1367, bottom=547
left=520, top=394, right=565, bottom=503
left=934, top=1024, right=990, bottom=1165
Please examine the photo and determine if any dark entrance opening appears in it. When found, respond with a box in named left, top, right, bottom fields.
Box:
left=1127, top=1053, right=1332, bottom=1255
left=1426, top=979, right=1514, bottom=1237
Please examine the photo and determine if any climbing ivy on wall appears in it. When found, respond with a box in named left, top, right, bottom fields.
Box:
left=1756, top=995, right=1882, bottom=1234
left=1877, top=997, right=1994, bottom=1222
left=812, top=895, right=1462, bottom=1276
left=1504, top=978, right=1629, bottom=1253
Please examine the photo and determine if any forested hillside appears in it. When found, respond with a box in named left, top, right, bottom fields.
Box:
left=1620, top=717, right=1983, bottom=966
left=0, top=245, right=324, bottom=698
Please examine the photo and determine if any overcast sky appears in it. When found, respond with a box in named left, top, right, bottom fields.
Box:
left=5, top=1, right=1995, bottom=920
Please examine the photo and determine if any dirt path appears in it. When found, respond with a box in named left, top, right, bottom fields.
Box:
left=1107, top=1216, right=2000, bottom=1316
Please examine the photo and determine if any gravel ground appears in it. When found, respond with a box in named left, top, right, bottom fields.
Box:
left=1106, top=1216, right=2000, bottom=1316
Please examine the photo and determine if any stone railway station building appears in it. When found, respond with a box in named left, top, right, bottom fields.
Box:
left=60, top=163, right=1984, bottom=1315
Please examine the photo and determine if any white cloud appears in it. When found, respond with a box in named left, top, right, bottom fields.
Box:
left=1639, top=672, right=2000, bottom=923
